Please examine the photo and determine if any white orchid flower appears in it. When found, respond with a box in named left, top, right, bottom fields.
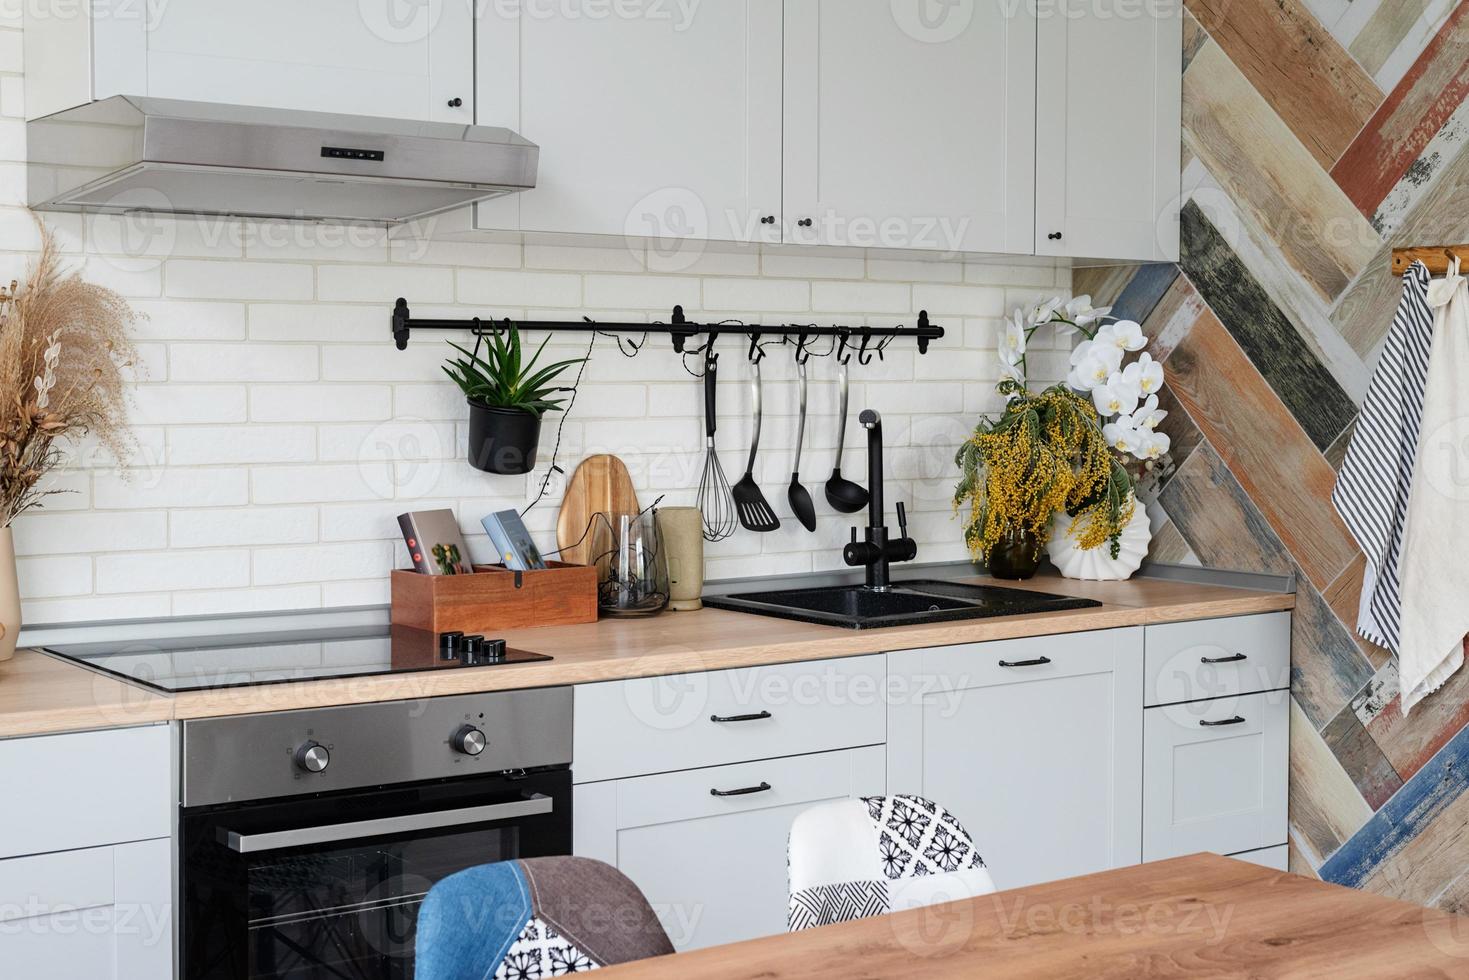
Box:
left=1032, top=296, right=1064, bottom=326
left=1001, top=309, right=1027, bottom=365
left=998, top=360, right=1025, bottom=385
left=1121, top=351, right=1164, bottom=396
left=1135, top=428, right=1171, bottom=460
left=1065, top=295, right=1112, bottom=329
left=1131, top=394, right=1168, bottom=431
left=1105, top=319, right=1147, bottom=352
left=1103, top=418, right=1142, bottom=454
left=1092, top=374, right=1141, bottom=419
left=1069, top=344, right=1125, bottom=392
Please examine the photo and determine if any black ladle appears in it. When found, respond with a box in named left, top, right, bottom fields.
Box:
left=825, top=357, right=869, bottom=513
left=788, top=359, right=817, bottom=531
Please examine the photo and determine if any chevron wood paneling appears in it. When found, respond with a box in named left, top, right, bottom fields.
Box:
left=1137, top=0, right=1469, bottom=911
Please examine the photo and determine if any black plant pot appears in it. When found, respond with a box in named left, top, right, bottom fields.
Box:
left=467, top=401, right=542, bottom=475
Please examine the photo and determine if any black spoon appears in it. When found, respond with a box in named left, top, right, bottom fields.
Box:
left=788, top=360, right=817, bottom=532
left=825, top=358, right=869, bottom=513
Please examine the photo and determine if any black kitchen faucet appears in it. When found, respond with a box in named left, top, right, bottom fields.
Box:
left=842, top=410, right=918, bottom=590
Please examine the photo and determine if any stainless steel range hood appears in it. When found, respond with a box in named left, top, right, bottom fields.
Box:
left=27, top=96, right=539, bottom=225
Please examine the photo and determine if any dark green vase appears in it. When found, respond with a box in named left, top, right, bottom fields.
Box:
left=986, top=527, right=1042, bottom=580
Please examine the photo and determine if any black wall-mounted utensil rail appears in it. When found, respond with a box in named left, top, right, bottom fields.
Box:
left=391, top=298, right=944, bottom=355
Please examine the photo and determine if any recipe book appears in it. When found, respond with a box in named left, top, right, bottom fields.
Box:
left=398, top=509, right=472, bottom=575
left=482, top=510, right=549, bottom=571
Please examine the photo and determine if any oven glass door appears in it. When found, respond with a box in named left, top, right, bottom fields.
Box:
left=183, top=768, right=572, bottom=980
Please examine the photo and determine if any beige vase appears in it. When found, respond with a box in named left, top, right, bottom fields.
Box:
left=656, top=507, right=705, bottom=611
left=0, top=527, right=19, bottom=661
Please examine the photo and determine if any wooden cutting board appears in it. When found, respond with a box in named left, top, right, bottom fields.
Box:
left=556, top=454, right=640, bottom=566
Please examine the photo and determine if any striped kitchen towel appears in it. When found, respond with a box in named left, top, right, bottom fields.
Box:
left=1332, top=261, right=1434, bottom=654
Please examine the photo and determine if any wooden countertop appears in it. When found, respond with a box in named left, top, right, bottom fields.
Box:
left=0, top=574, right=1293, bottom=737
left=600, top=853, right=1469, bottom=979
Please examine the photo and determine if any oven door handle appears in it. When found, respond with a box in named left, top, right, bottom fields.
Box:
left=218, top=794, right=554, bottom=854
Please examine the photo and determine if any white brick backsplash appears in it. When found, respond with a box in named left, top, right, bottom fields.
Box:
left=583, top=274, right=700, bottom=310
left=8, top=130, right=1063, bottom=622
left=96, top=550, right=251, bottom=594
left=811, top=281, right=912, bottom=314
left=252, top=463, right=395, bottom=505
left=168, top=425, right=318, bottom=465
left=318, top=264, right=453, bottom=303
left=171, top=343, right=318, bottom=382
left=12, top=512, right=167, bottom=556
left=132, top=385, right=249, bottom=425
left=253, top=541, right=394, bottom=586
left=250, top=385, right=393, bottom=422
left=912, top=283, right=1006, bottom=316
left=95, top=469, right=250, bottom=509
left=703, top=278, right=810, bottom=312
left=17, top=556, right=91, bottom=598
left=249, top=304, right=378, bottom=343
left=131, top=300, right=246, bottom=341
left=166, top=260, right=315, bottom=300
left=170, top=507, right=319, bottom=548
left=457, top=269, right=581, bottom=308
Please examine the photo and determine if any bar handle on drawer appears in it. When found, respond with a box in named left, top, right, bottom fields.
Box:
left=1199, top=716, right=1246, bottom=727
left=710, top=711, right=773, bottom=724
left=1201, top=653, right=1248, bottom=665
left=998, top=656, right=1052, bottom=668
left=710, top=782, right=772, bottom=798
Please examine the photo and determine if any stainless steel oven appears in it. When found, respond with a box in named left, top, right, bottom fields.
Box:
left=179, top=687, right=573, bottom=979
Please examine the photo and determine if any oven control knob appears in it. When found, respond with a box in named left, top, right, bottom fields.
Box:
left=294, top=741, right=330, bottom=773
left=452, top=725, right=487, bottom=756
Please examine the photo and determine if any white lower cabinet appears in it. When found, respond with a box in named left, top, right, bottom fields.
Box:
left=886, top=628, right=1145, bottom=890
left=0, top=724, right=173, bottom=980
left=574, top=747, right=885, bottom=951
left=0, top=839, right=173, bottom=980
left=1142, top=691, right=1290, bottom=861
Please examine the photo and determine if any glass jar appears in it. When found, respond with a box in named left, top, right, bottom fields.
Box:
left=986, top=526, right=1042, bottom=580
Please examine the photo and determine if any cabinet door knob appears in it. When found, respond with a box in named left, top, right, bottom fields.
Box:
left=710, top=711, right=773, bottom=724
left=798, top=218, right=814, bottom=227
left=447, top=97, right=464, bottom=108
left=710, top=782, right=773, bottom=798
left=760, top=215, right=776, bottom=225
left=998, top=656, right=1052, bottom=668
left=1201, top=652, right=1247, bottom=664
left=1048, top=232, right=1063, bottom=240
left=1199, top=716, right=1247, bottom=727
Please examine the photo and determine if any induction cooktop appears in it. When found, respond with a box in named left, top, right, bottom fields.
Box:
left=44, top=625, right=550, bottom=694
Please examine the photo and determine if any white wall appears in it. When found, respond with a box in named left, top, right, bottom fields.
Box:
left=0, top=15, right=1071, bottom=624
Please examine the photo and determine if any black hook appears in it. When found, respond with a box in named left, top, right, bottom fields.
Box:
left=748, top=331, right=766, bottom=363
left=836, top=331, right=853, bottom=366
left=794, top=329, right=812, bottom=365
left=857, top=329, right=876, bottom=366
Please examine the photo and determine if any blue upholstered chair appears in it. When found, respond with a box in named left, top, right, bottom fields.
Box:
left=416, top=856, right=674, bottom=979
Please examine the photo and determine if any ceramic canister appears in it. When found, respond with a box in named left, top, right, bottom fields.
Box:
left=656, top=507, right=705, bottom=611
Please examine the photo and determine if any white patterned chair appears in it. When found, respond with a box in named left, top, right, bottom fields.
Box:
left=787, top=795, right=996, bottom=931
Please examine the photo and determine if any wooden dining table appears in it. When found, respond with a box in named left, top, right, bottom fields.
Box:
left=601, top=854, right=1469, bottom=978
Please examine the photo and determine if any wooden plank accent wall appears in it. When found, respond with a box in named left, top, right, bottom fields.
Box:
left=1131, top=0, right=1469, bottom=914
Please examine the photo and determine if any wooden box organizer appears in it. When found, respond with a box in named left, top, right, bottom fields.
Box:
left=391, top=563, right=599, bottom=634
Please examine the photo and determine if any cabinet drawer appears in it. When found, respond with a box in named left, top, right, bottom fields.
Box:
left=1144, top=612, right=1289, bottom=707
left=574, top=655, right=885, bottom=784
left=1143, top=691, right=1289, bottom=861
left=0, top=726, right=172, bottom=859
left=890, top=627, right=1141, bottom=692
left=574, top=746, right=884, bottom=950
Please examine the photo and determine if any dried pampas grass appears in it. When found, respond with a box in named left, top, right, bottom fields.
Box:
left=0, top=220, right=139, bottom=525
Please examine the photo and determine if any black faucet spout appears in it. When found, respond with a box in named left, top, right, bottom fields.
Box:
left=843, top=409, right=916, bottom=590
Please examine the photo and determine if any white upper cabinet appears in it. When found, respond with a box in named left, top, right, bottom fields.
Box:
left=1035, top=0, right=1183, bottom=261
left=783, top=0, right=1036, bottom=253
left=478, top=0, right=784, bottom=243
left=24, top=0, right=474, bottom=122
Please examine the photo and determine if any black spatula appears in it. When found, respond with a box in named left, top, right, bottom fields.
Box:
left=733, top=358, right=781, bottom=532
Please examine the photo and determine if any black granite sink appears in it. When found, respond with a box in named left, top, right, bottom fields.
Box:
left=702, top=579, right=1101, bottom=629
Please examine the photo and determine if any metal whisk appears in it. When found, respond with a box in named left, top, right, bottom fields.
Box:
left=697, top=349, right=737, bottom=542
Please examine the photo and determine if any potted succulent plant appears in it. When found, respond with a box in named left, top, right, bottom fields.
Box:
left=442, top=323, right=583, bottom=476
